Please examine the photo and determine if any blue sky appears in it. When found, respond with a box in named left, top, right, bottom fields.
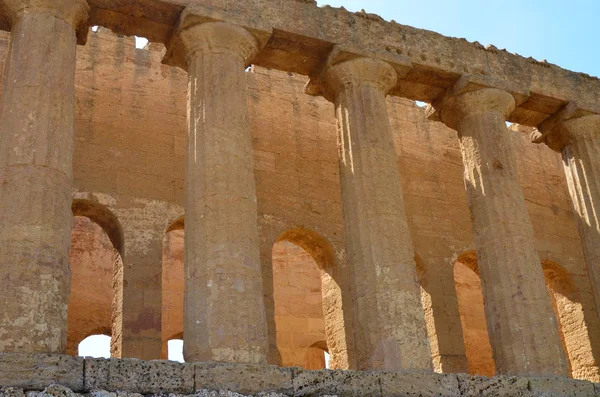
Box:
left=315, top=0, right=600, bottom=78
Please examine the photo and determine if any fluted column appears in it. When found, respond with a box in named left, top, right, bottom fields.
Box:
left=166, top=21, right=268, bottom=363
left=0, top=0, right=89, bottom=354
left=435, top=88, right=569, bottom=376
left=320, top=57, right=432, bottom=371
left=540, top=114, right=600, bottom=320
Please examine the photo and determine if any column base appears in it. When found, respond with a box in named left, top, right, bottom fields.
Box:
left=0, top=353, right=598, bottom=396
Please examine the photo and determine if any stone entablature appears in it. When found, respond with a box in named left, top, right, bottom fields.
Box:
left=1, top=0, right=598, bottom=123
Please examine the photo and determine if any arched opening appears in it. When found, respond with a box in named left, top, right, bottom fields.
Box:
left=307, top=340, right=330, bottom=370
left=68, top=200, right=123, bottom=358
left=273, top=228, right=347, bottom=369
left=454, top=251, right=495, bottom=377
left=454, top=252, right=599, bottom=380
left=166, top=332, right=184, bottom=363
left=78, top=334, right=112, bottom=358
left=161, top=218, right=184, bottom=360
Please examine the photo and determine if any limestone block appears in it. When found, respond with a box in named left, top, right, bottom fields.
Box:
left=84, top=358, right=194, bottom=394
left=195, top=391, right=290, bottom=397
left=0, top=388, right=25, bottom=397
left=0, top=354, right=83, bottom=392
left=457, top=375, right=530, bottom=397
left=89, top=391, right=143, bottom=397
left=330, top=371, right=380, bottom=397
left=33, top=385, right=77, bottom=397
left=194, top=362, right=293, bottom=395
left=528, top=377, right=596, bottom=397
left=292, top=369, right=337, bottom=396
left=379, top=371, right=460, bottom=397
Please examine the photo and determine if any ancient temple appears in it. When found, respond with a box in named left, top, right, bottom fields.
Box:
left=0, top=1, right=599, bottom=396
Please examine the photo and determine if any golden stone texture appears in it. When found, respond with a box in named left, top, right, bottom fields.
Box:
left=0, top=0, right=599, bottom=391
left=0, top=0, right=89, bottom=354
left=321, top=57, right=432, bottom=371
left=435, top=88, right=569, bottom=377
left=168, top=20, right=269, bottom=364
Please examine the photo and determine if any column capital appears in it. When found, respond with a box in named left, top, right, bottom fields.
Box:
left=534, top=103, right=600, bottom=152
left=3, top=0, right=89, bottom=40
left=305, top=46, right=405, bottom=103
left=431, top=87, right=516, bottom=130
left=324, top=57, right=397, bottom=100
left=164, top=16, right=260, bottom=71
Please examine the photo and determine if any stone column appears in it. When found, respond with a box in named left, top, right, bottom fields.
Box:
left=539, top=114, right=600, bottom=320
left=319, top=57, right=432, bottom=371
left=435, top=88, right=569, bottom=376
left=167, top=21, right=268, bottom=363
left=0, top=0, right=88, bottom=354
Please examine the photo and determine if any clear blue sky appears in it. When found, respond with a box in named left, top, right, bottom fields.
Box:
left=316, top=0, right=600, bottom=78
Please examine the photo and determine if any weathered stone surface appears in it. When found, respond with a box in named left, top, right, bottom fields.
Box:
left=0, top=0, right=88, bottom=355
left=292, top=369, right=337, bottom=397
left=168, top=19, right=269, bottom=364
left=195, top=362, right=293, bottom=396
left=0, top=354, right=83, bottom=391
left=539, top=114, right=600, bottom=322
left=84, top=358, right=194, bottom=394
left=33, top=385, right=77, bottom=397
left=2, top=357, right=600, bottom=396
left=457, top=375, right=530, bottom=397
left=89, top=391, right=143, bottom=397
left=434, top=87, right=569, bottom=377
left=380, top=371, right=460, bottom=397
left=320, top=56, right=431, bottom=371
left=528, top=377, right=596, bottom=397
left=4, top=0, right=592, bottom=123
left=0, top=388, right=25, bottom=397
left=292, top=369, right=381, bottom=397
left=1, top=0, right=600, bottom=390
left=330, top=371, right=381, bottom=397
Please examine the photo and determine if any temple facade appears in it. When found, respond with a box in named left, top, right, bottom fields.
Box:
left=0, top=1, right=600, bottom=395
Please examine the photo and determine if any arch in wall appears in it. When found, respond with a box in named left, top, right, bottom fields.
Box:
left=161, top=217, right=185, bottom=360
left=72, top=199, right=124, bottom=256
left=163, top=331, right=184, bottom=363
left=273, top=228, right=348, bottom=369
left=308, top=340, right=329, bottom=369
left=68, top=200, right=124, bottom=358
left=454, top=252, right=600, bottom=381
left=78, top=333, right=112, bottom=358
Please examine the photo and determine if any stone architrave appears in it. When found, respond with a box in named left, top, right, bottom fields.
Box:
left=316, top=56, right=433, bottom=371
left=538, top=113, right=600, bottom=320
left=434, top=87, right=569, bottom=377
left=165, top=19, right=269, bottom=364
left=0, top=0, right=89, bottom=354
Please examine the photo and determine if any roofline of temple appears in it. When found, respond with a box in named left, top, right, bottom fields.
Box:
left=0, top=0, right=598, bottom=127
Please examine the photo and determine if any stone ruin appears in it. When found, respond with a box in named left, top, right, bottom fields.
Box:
left=0, top=0, right=600, bottom=396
